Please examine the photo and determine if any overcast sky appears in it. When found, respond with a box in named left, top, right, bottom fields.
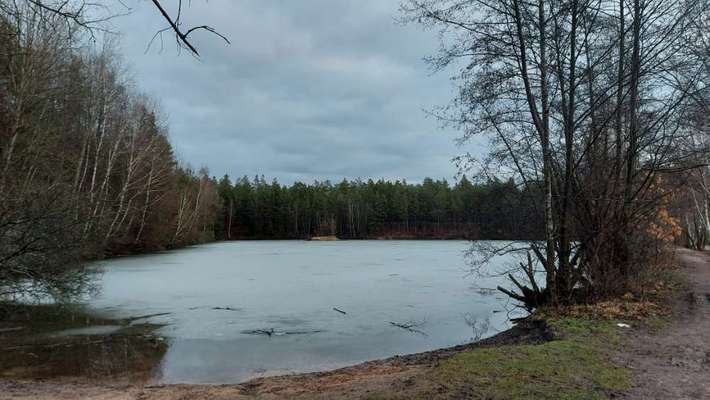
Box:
left=110, top=0, right=474, bottom=184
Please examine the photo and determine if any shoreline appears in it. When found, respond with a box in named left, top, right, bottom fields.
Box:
left=0, top=319, right=550, bottom=399
left=220, top=236, right=532, bottom=242
left=4, top=250, right=704, bottom=398
left=3, top=245, right=704, bottom=399
left=100, top=238, right=522, bottom=259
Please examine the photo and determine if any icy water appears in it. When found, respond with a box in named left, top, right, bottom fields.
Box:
left=78, top=241, right=519, bottom=383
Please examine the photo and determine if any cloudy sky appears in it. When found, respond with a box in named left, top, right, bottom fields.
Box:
left=110, top=0, right=475, bottom=184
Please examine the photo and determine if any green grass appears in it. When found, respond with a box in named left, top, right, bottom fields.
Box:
left=369, top=318, right=632, bottom=400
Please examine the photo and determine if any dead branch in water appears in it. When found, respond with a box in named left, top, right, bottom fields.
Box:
left=212, top=307, right=241, bottom=312
left=389, top=320, right=428, bottom=336
left=241, top=328, right=324, bottom=337
left=123, top=312, right=172, bottom=323
left=187, top=306, right=242, bottom=312
left=242, top=328, right=276, bottom=336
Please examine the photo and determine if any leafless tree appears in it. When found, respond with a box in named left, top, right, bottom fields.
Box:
left=0, top=3, right=220, bottom=301
left=403, top=0, right=710, bottom=307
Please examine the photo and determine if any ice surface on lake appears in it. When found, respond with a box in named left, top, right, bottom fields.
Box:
left=87, top=240, right=521, bottom=383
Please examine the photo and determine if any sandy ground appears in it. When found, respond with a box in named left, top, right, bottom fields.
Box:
left=617, top=248, right=710, bottom=400
left=2, top=248, right=709, bottom=399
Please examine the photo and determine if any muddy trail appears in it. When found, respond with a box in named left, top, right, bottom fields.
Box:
left=618, top=248, right=710, bottom=399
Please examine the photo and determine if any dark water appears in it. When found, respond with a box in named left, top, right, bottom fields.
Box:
left=1, top=241, right=522, bottom=384
left=0, top=304, right=168, bottom=384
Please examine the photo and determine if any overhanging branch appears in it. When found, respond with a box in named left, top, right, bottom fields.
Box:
left=149, top=0, right=230, bottom=57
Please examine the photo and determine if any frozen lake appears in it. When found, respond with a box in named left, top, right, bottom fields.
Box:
left=85, top=240, right=520, bottom=383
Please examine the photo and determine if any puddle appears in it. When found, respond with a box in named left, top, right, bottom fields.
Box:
left=0, top=334, right=168, bottom=383
left=0, top=304, right=167, bottom=384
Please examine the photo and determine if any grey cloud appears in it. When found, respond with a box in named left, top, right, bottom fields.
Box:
left=110, top=0, right=469, bottom=184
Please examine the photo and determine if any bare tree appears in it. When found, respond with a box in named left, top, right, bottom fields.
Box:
left=403, top=0, right=710, bottom=307
left=0, top=3, right=220, bottom=301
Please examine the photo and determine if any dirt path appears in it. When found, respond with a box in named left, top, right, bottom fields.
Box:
left=618, top=248, right=710, bottom=400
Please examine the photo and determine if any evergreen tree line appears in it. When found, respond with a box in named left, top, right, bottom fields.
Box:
left=0, top=6, right=219, bottom=299
left=213, top=175, right=542, bottom=240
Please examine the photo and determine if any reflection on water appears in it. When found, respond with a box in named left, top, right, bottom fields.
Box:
left=0, top=305, right=167, bottom=383
left=464, top=314, right=491, bottom=342
left=1, top=334, right=168, bottom=383
left=1, top=240, right=524, bottom=384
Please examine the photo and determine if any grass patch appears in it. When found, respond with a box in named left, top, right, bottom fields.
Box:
left=434, top=318, right=630, bottom=399
left=369, top=318, right=632, bottom=400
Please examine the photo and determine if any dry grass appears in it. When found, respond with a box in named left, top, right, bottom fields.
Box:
left=537, top=298, right=666, bottom=321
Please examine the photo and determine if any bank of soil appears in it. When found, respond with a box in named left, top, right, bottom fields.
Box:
left=1, top=248, right=709, bottom=399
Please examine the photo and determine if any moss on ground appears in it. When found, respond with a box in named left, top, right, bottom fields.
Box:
left=368, top=318, right=632, bottom=400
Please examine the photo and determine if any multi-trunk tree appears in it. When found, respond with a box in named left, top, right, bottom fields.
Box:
left=404, top=0, right=710, bottom=307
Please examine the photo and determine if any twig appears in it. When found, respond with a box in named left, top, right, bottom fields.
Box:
left=149, top=0, right=230, bottom=57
